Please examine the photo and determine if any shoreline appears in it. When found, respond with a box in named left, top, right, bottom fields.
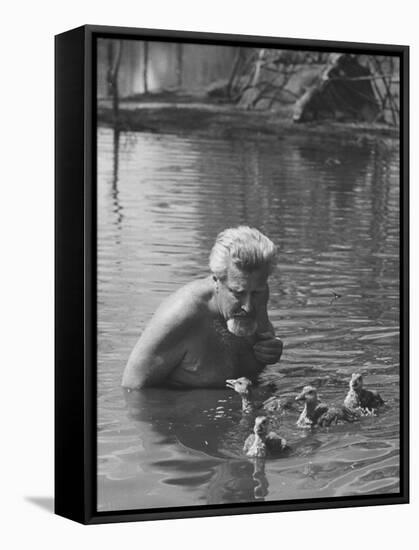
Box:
left=97, top=99, right=399, bottom=144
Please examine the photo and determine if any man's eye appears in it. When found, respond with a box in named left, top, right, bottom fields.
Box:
left=229, top=288, right=243, bottom=297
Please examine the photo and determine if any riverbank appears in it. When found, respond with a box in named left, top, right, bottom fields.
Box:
left=97, top=97, right=399, bottom=145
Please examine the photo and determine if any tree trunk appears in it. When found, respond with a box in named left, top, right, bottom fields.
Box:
left=106, top=40, right=123, bottom=125
left=176, top=43, right=183, bottom=89
left=143, top=41, right=149, bottom=94
left=226, top=47, right=243, bottom=98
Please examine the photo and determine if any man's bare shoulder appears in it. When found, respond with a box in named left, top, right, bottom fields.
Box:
left=123, top=277, right=217, bottom=388
left=150, top=277, right=213, bottom=327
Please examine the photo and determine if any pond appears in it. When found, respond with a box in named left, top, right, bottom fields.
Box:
left=97, top=126, right=400, bottom=511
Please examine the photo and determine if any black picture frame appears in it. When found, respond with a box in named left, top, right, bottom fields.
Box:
left=55, top=24, right=409, bottom=525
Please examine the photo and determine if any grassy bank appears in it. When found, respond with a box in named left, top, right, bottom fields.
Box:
left=97, top=98, right=399, bottom=145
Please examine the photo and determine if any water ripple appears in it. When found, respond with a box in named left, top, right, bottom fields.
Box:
left=97, top=127, right=400, bottom=511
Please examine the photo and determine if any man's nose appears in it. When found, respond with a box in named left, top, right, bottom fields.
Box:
left=241, top=294, right=254, bottom=314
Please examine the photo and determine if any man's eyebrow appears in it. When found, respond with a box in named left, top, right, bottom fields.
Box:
left=228, top=285, right=266, bottom=293
left=228, top=285, right=244, bottom=293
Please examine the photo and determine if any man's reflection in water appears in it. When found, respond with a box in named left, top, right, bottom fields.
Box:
left=123, top=387, right=270, bottom=503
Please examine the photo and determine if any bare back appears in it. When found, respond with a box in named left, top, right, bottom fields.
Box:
left=122, top=277, right=268, bottom=389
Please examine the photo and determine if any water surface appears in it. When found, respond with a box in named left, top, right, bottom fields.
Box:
left=97, top=127, right=400, bottom=511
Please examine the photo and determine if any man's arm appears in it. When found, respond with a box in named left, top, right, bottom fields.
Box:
left=122, top=293, right=196, bottom=389
left=253, top=285, right=283, bottom=365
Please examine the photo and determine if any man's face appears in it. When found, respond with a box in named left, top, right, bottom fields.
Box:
left=216, top=263, right=269, bottom=337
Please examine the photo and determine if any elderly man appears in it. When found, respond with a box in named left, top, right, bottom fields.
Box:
left=122, top=226, right=283, bottom=389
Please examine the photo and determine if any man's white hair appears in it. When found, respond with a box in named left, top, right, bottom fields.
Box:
left=209, top=226, right=277, bottom=280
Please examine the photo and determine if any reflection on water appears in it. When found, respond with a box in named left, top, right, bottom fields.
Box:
left=97, top=127, right=400, bottom=511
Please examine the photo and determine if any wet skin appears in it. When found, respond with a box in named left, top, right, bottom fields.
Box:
left=122, top=264, right=283, bottom=389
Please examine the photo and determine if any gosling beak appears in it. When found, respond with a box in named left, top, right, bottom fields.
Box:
left=295, top=390, right=306, bottom=401
left=226, top=379, right=237, bottom=390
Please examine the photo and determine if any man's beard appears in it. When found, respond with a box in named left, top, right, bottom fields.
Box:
left=226, top=317, right=257, bottom=337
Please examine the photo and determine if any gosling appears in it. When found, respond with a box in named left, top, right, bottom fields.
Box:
left=296, top=385, right=359, bottom=428
left=226, top=377, right=295, bottom=414
left=243, top=416, right=288, bottom=458
left=226, top=377, right=254, bottom=413
left=344, top=373, right=384, bottom=414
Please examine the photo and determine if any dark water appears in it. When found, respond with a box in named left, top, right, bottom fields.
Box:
left=97, top=126, right=400, bottom=511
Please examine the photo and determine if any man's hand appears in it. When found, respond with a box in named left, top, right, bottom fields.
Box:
left=253, top=331, right=283, bottom=365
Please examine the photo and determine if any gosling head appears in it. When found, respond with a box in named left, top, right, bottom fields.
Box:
left=349, top=373, right=364, bottom=391
left=295, top=385, right=318, bottom=404
left=226, top=377, right=253, bottom=398
left=253, top=416, right=269, bottom=437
